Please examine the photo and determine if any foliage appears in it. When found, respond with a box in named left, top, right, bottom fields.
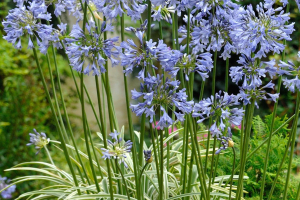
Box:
left=218, top=113, right=300, bottom=199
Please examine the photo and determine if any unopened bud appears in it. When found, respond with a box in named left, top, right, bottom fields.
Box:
left=228, top=140, right=234, bottom=148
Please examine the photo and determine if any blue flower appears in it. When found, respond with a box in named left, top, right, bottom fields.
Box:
left=164, top=52, right=213, bottom=81
left=0, top=176, right=16, bottom=199
left=143, top=150, right=153, bottom=163
left=192, top=91, right=244, bottom=138
left=215, top=128, right=234, bottom=154
left=65, top=22, right=120, bottom=75
left=278, top=56, right=300, bottom=93
left=101, top=131, right=133, bottom=168
left=92, top=0, right=146, bottom=21
left=230, top=2, right=294, bottom=58
left=27, top=129, right=50, bottom=154
left=230, top=55, right=278, bottom=90
left=130, top=74, right=193, bottom=129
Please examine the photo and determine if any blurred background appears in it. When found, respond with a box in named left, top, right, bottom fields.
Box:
left=1, top=0, right=300, bottom=199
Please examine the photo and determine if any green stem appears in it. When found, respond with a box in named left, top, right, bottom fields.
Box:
left=229, top=147, right=236, bottom=200
left=225, top=58, right=229, bottom=92
left=31, top=39, right=81, bottom=195
left=259, top=78, right=282, bottom=199
left=282, top=91, right=300, bottom=200
left=51, top=44, right=91, bottom=184
left=81, top=2, right=101, bottom=192
left=116, top=163, right=131, bottom=199
left=205, top=50, right=218, bottom=183
left=236, top=99, right=256, bottom=199
left=260, top=4, right=290, bottom=198
left=139, top=163, right=149, bottom=188
left=120, top=13, right=140, bottom=199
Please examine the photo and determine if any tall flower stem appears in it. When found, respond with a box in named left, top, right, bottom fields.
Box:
left=80, top=2, right=101, bottom=192
left=225, top=58, right=229, bottom=92
left=228, top=147, right=236, bottom=200
left=189, top=116, right=208, bottom=198
left=51, top=44, right=92, bottom=183
left=31, top=39, right=80, bottom=195
left=120, top=12, right=140, bottom=199
left=150, top=124, right=161, bottom=184
left=236, top=99, right=256, bottom=199
left=260, top=4, right=290, bottom=198
left=116, top=163, right=131, bottom=199
left=282, top=91, right=300, bottom=199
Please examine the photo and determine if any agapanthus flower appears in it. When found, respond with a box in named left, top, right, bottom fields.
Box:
left=215, top=127, right=234, bottom=154
left=151, top=3, right=175, bottom=23
left=91, top=0, right=146, bottom=21
left=27, top=129, right=50, bottom=154
left=52, top=0, right=83, bottom=20
left=121, top=20, right=172, bottom=79
left=278, top=56, right=300, bottom=93
left=0, top=176, right=16, bottom=199
left=101, top=130, right=133, bottom=168
left=238, top=81, right=279, bottom=107
left=230, top=55, right=278, bottom=90
left=192, top=91, right=244, bottom=138
left=65, top=21, right=120, bottom=75
left=2, top=2, right=59, bottom=52
left=230, top=2, right=294, bottom=58
left=179, top=3, right=241, bottom=59
left=163, top=52, right=213, bottom=81
left=130, top=74, right=193, bottom=129
left=296, top=0, right=300, bottom=11
left=143, top=150, right=153, bottom=163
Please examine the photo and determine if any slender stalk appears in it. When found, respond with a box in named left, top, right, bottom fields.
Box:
left=44, top=146, right=55, bottom=167
left=260, top=4, right=290, bottom=198
left=116, top=163, right=131, bottom=200
left=205, top=50, right=218, bottom=174
left=259, top=78, right=282, bottom=199
left=139, top=163, right=149, bottom=186
left=225, top=58, right=229, bottom=92
left=228, top=147, right=236, bottom=200
left=31, top=39, right=81, bottom=195
left=51, top=45, right=91, bottom=183
left=282, top=91, right=300, bottom=199
left=296, top=182, right=300, bottom=200
left=120, top=13, right=140, bottom=199
left=150, top=124, right=161, bottom=192
left=81, top=2, right=101, bottom=192
left=236, top=99, right=256, bottom=199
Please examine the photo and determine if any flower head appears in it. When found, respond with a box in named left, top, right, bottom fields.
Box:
left=230, top=2, right=294, bottom=58
left=230, top=55, right=278, bottom=90
left=101, top=130, right=133, bottom=168
left=65, top=21, right=120, bottom=75
left=2, top=4, right=60, bottom=52
left=215, top=128, right=233, bottom=154
left=143, top=150, right=153, bottom=163
left=27, top=129, right=50, bottom=154
left=92, top=0, right=146, bottom=21
left=278, top=56, right=300, bottom=93
left=130, top=74, right=193, bottom=129
left=192, top=91, right=244, bottom=138
left=0, top=176, right=16, bottom=199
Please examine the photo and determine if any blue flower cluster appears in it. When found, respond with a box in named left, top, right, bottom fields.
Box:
left=131, top=74, right=193, bottom=129
left=192, top=91, right=244, bottom=138
left=0, top=176, right=16, bottom=199
left=65, top=21, right=120, bottom=75
left=101, top=130, right=133, bottom=168
left=278, top=52, right=300, bottom=93
left=2, top=1, right=61, bottom=53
